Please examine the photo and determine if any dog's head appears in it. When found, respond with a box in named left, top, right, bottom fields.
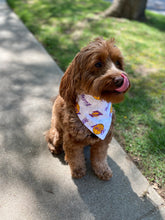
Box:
left=60, top=37, right=130, bottom=105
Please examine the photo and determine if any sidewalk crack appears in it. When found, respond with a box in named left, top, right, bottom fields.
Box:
left=137, top=206, right=159, bottom=220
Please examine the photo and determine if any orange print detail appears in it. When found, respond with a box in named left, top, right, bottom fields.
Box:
left=90, top=111, right=103, bottom=117
left=75, top=103, right=80, bottom=114
left=110, top=105, right=113, bottom=113
left=93, top=96, right=100, bottom=100
left=92, top=124, right=104, bottom=135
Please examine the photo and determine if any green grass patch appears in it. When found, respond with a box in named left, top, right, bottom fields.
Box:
left=8, top=0, right=165, bottom=187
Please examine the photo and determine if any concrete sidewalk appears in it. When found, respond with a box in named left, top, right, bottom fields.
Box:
left=0, top=2, right=165, bottom=220
left=106, top=0, right=165, bottom=15
left=147, top=0, right=165, bottom=15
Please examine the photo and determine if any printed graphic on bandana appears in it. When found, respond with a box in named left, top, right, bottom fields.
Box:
left=110, top=105, right=113, bottom=113
left=75, top=103, right=80, bottom=114
left=105, top=103, right=110, bottom=112
left=93, top=96, right=100, bottom=100
left=109, top=104, right=113, bottom=117
left=81, top=94, right=91, bottom=106
left=92, top=124, right=104, bottom=135
left=82, top=118, right=88, bottom=124
left=75, top=94, right=112, bottom=140
left=89, top=111, right=103, bottom=118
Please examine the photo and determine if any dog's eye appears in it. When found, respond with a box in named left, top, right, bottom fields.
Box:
left=115, top=60, right=121, bottom=67
left=95, top=62, right=102, bottom=68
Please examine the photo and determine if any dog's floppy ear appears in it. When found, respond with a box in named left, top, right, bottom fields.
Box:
left=59, top=60, right=77, bottom=106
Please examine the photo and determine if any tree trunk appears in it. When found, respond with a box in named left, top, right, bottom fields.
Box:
left=103, top=0, right=147, bottom=21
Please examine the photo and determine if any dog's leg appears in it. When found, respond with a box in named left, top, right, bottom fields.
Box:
left=90, top=143, right=112, bottom=180
left=63, top=141, right=86, bottom=178
left=45, top=127, right=63, bottom=155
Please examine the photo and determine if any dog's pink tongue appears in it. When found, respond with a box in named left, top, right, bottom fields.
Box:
left=115, top=73, right=129, bottom=92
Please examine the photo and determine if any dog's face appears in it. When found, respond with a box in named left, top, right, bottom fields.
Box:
left=60, top=37, right=130, bottom=105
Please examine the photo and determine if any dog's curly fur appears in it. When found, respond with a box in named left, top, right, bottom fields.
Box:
left=45, top=37, right=130, bottom=180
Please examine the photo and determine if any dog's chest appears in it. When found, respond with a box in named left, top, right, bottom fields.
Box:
left=67, top=112, right=100, bottom=143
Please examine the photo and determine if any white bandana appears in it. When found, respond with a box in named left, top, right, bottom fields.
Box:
left=75, top=94, right=113, bottom=140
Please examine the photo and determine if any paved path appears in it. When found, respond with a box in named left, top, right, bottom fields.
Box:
left=147, top=0, right=165, bottom=15
left=106, top=0, right=165, bottom=15
left=0, top=1, right=165, bottom=220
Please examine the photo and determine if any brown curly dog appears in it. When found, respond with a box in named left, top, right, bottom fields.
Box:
left=45, top=37, right=130, bottom=180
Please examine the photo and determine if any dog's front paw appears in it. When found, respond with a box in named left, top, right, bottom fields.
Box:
left=92, top=163, right=113, bottom=181
left=71, top=167, right=86, bottom=179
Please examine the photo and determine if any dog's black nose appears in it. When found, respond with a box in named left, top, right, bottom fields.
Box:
left=114, top=76, right=124, bottom=88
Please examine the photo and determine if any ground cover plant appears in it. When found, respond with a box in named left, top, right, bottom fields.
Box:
left=8, top=0, right=165, bottom=195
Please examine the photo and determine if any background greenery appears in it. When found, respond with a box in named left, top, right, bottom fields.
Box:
left=8, top=0, right=165, bottom=193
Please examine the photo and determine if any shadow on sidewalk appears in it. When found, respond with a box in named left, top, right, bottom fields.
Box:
left=72, top=147, right=163, bottom=220
left=0, top=123, right=163, bottom=219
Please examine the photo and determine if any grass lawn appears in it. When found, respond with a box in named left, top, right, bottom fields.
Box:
left=8, top=0, right=165, bottom=194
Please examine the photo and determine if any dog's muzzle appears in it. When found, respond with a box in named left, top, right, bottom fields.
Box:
left=115, top=73, right=129, bottom=92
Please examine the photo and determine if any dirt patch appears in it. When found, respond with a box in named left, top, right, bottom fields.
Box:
left=135, top=65, right=158, bottom=76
